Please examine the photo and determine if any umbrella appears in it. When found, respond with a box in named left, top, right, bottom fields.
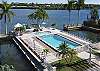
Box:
left=14, top=23, right=23, bottom=28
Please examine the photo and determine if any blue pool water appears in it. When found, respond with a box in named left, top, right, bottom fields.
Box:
left=40, top=34, right=80, bottom=49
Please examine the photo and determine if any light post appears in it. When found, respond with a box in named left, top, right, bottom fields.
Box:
left=88, top=44, right=92, bottom=63
left=33, top=40, right=36, bottom=50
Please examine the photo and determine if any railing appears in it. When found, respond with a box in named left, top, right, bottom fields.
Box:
left=64, top=24, right=83, bottom=27
left=43, top=62, right=55, bottom=71
left=66, top=32, right=93, bottom=44
left=14, top=37, right=45, bottom=71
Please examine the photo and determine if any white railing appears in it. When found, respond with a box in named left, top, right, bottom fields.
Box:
left=67, top=32, right=93, bottom=44
left=75, top=45, right=89, bottom=53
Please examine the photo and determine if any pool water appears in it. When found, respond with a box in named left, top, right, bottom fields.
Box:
left=40, top=34, right=80, bottom=49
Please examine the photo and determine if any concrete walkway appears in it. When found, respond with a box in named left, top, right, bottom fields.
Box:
left=78, top=51, right=100, bottom=67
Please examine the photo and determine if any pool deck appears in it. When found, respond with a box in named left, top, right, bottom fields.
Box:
left=17, top=33, right=60, bottom=64
left=16, top=27, right=100, bottom=68
left=44, top=28, right=100, bottom=67
left=78, top=51, right=100, bottom=68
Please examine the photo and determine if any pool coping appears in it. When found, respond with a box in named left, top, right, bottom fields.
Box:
left=36, top=36, right=59, bottom=52
left=35, top=32, right=83, bottom=52
left=56, top=34, right=82, bottom=46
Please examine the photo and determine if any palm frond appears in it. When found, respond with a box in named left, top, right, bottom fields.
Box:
left=28, top=8, right=48, bottom=23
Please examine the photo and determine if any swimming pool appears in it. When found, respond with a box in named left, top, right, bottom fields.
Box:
left=40, top=34, right=80, bottom=49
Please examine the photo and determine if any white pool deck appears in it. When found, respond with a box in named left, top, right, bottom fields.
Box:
left=78, top=51, right=100, bottom=67
left=17, top=27, right=100, bottom=66
left=18, top=33, right=60, bottom=63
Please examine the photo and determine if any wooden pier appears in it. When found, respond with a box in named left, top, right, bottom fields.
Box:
left=0, top=34, right=8, bottom=38
left=63, top=24, right=82, bottom=31
left=81, top=26, right=100, bottom=33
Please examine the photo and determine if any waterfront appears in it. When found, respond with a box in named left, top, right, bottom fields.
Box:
left=0, top=9, right=100, bottom=32
left=0, top=7, right=100, bottom=71
left=0, top=38, right=34, bottom=71
left=0, top=9, right=100, bottom=42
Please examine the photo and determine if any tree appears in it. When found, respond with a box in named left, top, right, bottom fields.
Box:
left=76, top=0, right=85, bottom=24
left=67, top=48, right=77, bottom=63
left=57, top=42, right=70, bottom=63
left=28, top=8, right=48, bottom=24
left=67, top=0, right=76, bottom=24
left=57, top=42, right=77, bottom=64
left=42, top=48, right=49, bottom=63
left=90, top=6, right=99, bottom=21
left=0, top=1, right=15, bottom=34
left=43, top=48, right=49, bottom=56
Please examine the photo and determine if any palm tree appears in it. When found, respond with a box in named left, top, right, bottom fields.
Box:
left=57, top=42, right=77, bottom=64
left=0, top=1, right=15, bottom=34
left=42, top=48, right=49, bottom=62
left=57, top=42, right=70, bottom=63
left=76, top=0, right=85, bottom=24
left=43, top=48, right=49, bottom=55
left=40, top=8, right=48, bottom=22
left=89, top=6, right=99, bottom=26
left=67, top=48, right=77, bottom=63
left=67, top=0, right=76, bottom=24
left=28, top=8, right=48, bottom=24
left=90, top=6, right=99, bottom=21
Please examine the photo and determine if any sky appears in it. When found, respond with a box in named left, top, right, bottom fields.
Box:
left=0, top=0, right=100, bottom=4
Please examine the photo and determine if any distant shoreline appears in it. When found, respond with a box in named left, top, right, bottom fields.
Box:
left=11, top=7, right=99, bottom=10
left=0, top=3, right=100, bottom=9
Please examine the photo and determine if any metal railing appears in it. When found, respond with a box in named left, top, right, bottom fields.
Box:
left=67, top=32, right=93, bottom=44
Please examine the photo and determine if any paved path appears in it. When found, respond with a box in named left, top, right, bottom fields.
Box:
left=78, top=51, right=100, bottom=67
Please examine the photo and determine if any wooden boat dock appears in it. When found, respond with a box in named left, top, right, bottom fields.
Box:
left=0, top=34, right=8, bottom=38
left=63, top=24, right=82, bottom=31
